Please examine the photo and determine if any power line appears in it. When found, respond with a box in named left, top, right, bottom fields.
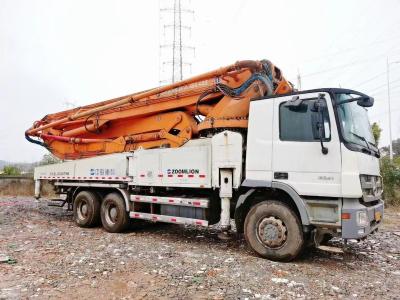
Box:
left=296, top=3, right=400, bottom=89
left=301, top=28, right=400, bottom=84
left=294, top=11, right=400, bottom=68
left=317, top=48, right=400, bottom=88
left=306, top=33, right=400, bottom=68
left=365, top=78, right=400, bottom=94
left=302, top=50, right=400, bottom=78
left=371, top=90, right=400, bottom=100
left=369, top=107, right=400, bottom=118
left=370, top=84, right=400, bottom=96
left=311, top=5, right=372, bottom=72
left=351, top=71, right=387, bottom=89
left=323, top=43, right=400, bottom=88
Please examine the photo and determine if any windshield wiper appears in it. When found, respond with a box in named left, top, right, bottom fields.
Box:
left=349, top=131, right=371, bottom=153
left=350, top=131, right=379, bottom=154
left=349, top=131, right=380, bottom=157
left=367, top=141, right=380, bottom=158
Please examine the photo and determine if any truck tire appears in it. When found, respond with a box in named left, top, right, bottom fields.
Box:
left=100, top=192, right=129, bottom=233
left=244, top=200, right=304, bottom=261
left=73, top=190, right=101, bottom=227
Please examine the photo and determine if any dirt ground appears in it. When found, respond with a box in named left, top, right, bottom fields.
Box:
left=0, top=197, right=399, bottom=300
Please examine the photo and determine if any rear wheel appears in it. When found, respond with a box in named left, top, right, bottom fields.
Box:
left=244, top=200, right=304, bottom=261
left=73, top=190, right=101, bottom=227
left=101, top=192, right=129, bottom=233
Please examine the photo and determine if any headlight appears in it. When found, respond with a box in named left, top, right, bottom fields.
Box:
left=357, top=211, right=368, bottom=227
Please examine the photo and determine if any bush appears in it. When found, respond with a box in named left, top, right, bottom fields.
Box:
left=2, top=165, right=21, bottom=176
left=380, top=157, right=400, bottom=206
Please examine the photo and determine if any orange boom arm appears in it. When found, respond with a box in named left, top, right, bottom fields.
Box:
left=25, top=59, right=293, bottom=159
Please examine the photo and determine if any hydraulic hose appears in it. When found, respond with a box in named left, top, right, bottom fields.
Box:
left=25, top=133, right=46, bottom=147
left=237, top=74, right=274, bottom=96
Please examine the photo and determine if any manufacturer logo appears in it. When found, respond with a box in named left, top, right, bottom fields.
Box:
left=89, top=168, right=116, bottom=176
left=318, top=175, right=334, bottom=181
left=167, top=169, right=200, bottom=175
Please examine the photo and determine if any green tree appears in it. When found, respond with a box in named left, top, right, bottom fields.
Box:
left=380, top=157, right=400, bottom=205
left=381, top=138, right=400, bottom=156
left=371, top=122, right=382, bottom=146
left=394, top=156, right=400, bottom=166
left=2, top=165, right=21, bottom=176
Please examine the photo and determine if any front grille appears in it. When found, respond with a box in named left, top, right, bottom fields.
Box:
left=360, top=175, right=383, bottom=202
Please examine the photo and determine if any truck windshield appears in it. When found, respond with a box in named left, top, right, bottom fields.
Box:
left=336, top=93, right=377, bottom=153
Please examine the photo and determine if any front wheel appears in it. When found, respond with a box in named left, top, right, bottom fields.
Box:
left=100, top=192, right=129, bottom=233
left=244, top=200, right=304, bottom=261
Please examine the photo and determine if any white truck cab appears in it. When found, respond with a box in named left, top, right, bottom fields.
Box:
left=243, top=88, right=383, bottom=241
left=33, top=88, right=383, bottom=261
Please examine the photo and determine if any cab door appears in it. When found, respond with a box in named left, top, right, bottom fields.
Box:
left=272, top=92, right=342, bottom=197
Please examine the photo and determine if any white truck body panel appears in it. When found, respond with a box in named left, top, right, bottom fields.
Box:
left=35, top=131, right=243, bottom=189
left=341, top=145, right=380, bottom=198
left=131, top=132, right=243, bottom=188
left=131, top=138, right=212, bottom=188
left=246, top=99, right=275, bottom=184
left=34, top=153, right=131, bottom=181
left=211, top=131, right=243, bottom=188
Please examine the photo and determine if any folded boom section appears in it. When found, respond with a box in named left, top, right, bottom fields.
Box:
left=26, top=59, right=292, bottom=159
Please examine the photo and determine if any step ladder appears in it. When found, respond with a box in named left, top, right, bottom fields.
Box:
left=47, top=198, right=72, bottom=211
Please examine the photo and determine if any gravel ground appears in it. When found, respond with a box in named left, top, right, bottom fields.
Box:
left=0, top=196, right=400, bottom=299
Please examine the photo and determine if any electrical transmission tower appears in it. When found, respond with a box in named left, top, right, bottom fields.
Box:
left=159, top=0, right=194, bottom=85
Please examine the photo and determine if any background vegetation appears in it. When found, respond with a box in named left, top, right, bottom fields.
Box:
left=0, top=154, right=59, bottom=197
left=372, top=122, right=400, bottom=206
left=2, top=165, right=21, bottom=176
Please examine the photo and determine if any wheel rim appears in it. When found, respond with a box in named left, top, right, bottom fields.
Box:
left=257, top=216, right=287, bottom=248
left=105, top=203, right=118, bottom=225
left=77, top=201, right=89, bottom=221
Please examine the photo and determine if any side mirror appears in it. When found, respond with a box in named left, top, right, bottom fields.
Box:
left=283, top=96, right=302, bottom=108
left=312, top=95, right=329, bottom=155
left=311, top=113, right=322, bottom=139
left=337, top=95, right=374, bottom=107
left=311, top=97, right=327, bottom=112
left=357, top=96, right=374, bottom=107
left=283, top=96, right=308, bottom=112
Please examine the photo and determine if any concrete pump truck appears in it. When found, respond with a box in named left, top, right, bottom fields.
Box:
left=26, top=59, right=383, bottom=261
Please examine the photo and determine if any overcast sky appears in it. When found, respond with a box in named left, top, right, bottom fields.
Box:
left=1, top=0, right=400, bottom=162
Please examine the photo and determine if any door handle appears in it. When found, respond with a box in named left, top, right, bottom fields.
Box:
left=274, top=172, right=288, bottom=180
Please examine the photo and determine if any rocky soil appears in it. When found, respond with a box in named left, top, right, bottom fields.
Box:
left=1, top=196, right=400, bottom=299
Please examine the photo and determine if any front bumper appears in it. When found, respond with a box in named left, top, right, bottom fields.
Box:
left=341, top=198, right=384, bottom=239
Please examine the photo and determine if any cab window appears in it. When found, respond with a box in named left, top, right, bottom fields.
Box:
left=279, top=100, right=331, bottom=141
